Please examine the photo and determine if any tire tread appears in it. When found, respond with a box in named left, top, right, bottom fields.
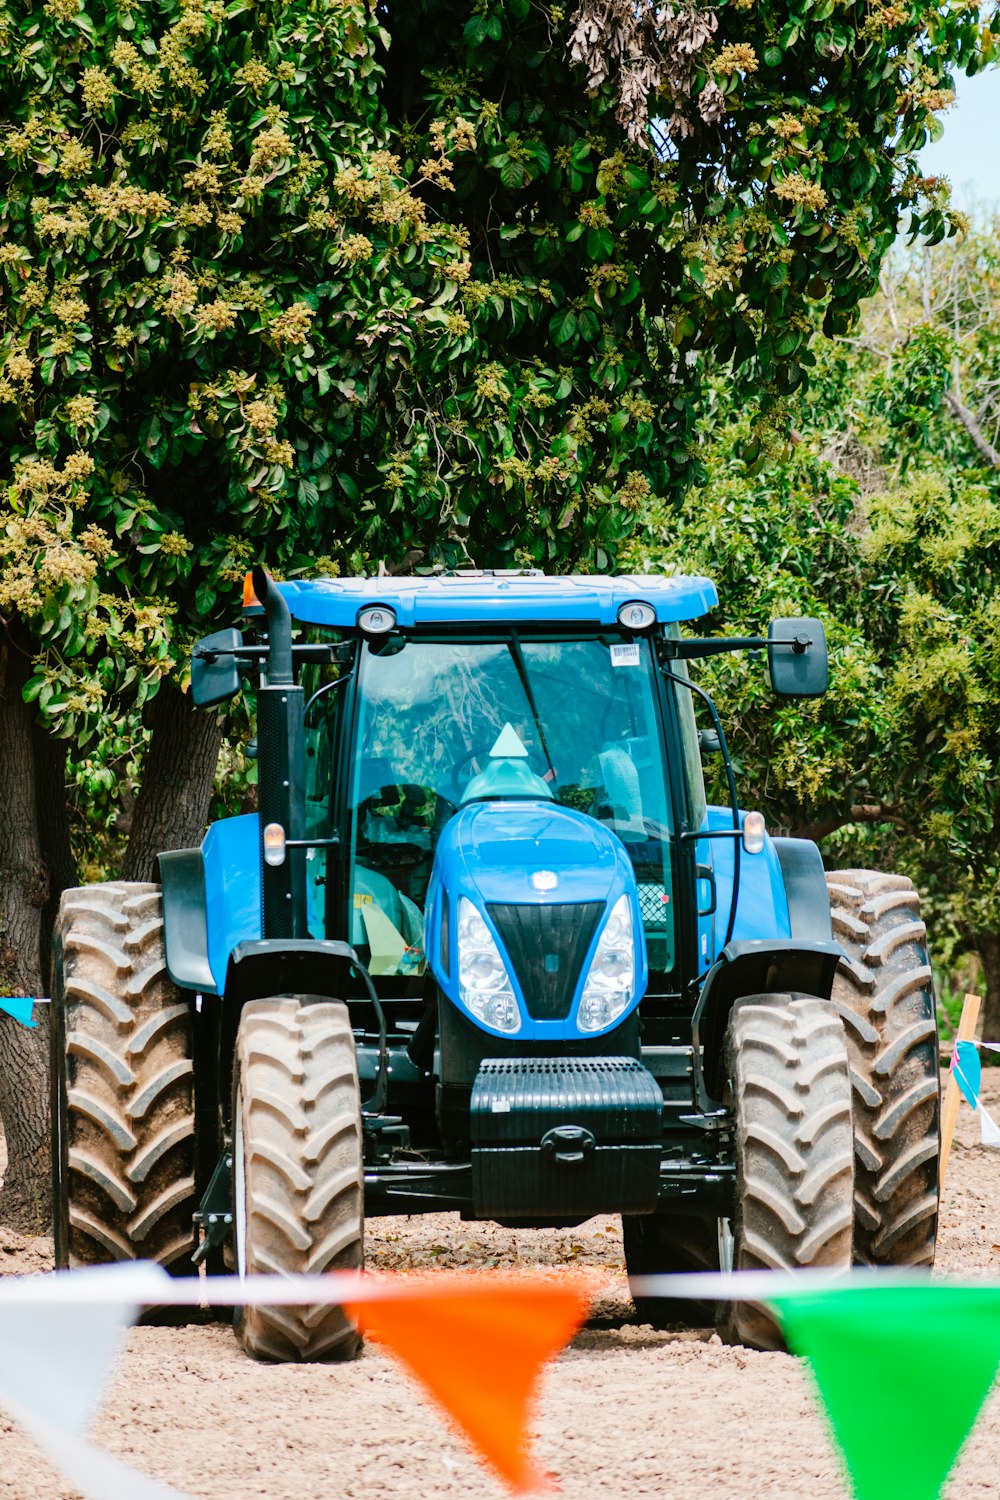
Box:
left=52, top=882, right=196, bottom=1270
left=235, top=999, right=363, bottom=1362
left=826, top=869, right=940, bottom=1266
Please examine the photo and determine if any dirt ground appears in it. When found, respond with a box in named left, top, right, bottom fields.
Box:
left=2, top=1075, right=1000, bottom=1500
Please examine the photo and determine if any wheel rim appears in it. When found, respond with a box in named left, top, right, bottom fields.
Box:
left=717, top=1217, right=734, bottom=1273
left=234, top=1087, right=248, bottom=1279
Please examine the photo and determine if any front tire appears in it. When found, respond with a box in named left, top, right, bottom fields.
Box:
left=51, top=883, right=197, bottom=1270
left=233, top=997, right=364, bottom=1362
left=720, top=994, right=854, bottom=1350
left=826, top=870, right=940, bottom=1266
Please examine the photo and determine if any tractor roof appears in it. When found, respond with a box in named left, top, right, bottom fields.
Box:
left=274, top=572, right=718, bottom=629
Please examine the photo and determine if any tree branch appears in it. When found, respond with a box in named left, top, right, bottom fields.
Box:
left=944, top=390, right=1000, bottom=468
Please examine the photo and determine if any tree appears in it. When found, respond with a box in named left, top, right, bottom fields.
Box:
left=0, top=0, right=991, bottom=1224
left=625, top=225, right=1000, bottom=1036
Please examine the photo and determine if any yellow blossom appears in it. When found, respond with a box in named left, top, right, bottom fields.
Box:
left=4, top=352, right=33, bottom=382
left=184, top=162, right=224, bottom=194
left=772, top=173, right=828, bottom=212
left=235, top=58, right=272, bottom=91
left=63, top=450, right=95, bottom=481
left=50, top=291, right=88, bottom=324
left=204, top=112, right=233, bottom=156
left=65, top=395, right=98, bottom=428
left=58, top=139, right=94, bottom=178
left=264, top=438, right=294, bottom=467
left=193, top=299, right=237, bottom=333
left=714, top=42, right=759, bottom=76
left=246, top=400, right=278, bottom=434
left=160, top=531, right=191, bottom=557
left=268, top=301, right=314, bottom=346
left=81, top=68, right=117, bottom=113
left=79, top=525, right=113, bottom=560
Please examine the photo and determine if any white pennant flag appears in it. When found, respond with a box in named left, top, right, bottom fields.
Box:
left=0, top=1263, right=190, bottom=1500
left=981, top=1102, right=1000, bottom=1147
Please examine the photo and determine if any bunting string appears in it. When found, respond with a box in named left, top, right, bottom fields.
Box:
left=6, top=1266, right=1000, bottom=1500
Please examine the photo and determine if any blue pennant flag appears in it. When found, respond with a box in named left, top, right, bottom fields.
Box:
left=0, top=997, right=37, bottom=1028
left=954, top=1039, right=982, bottom=1109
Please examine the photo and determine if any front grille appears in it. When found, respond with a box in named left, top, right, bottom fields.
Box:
left=486, top=902, right=603, bottom=1021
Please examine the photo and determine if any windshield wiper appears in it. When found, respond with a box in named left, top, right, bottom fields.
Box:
left=507, top=629, right=557, bottom=785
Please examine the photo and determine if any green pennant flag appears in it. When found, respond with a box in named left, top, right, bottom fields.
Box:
left=770, top=1286, right=1000, bottom=1500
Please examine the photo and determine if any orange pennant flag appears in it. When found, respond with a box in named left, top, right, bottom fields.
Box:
left=344, top=1274, right=592, bottom=1494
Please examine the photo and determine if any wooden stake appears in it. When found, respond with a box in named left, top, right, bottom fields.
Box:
left=939, top=991, right=982, bottom=1188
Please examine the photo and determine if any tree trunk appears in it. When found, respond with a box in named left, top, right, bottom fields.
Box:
left=0, top=629, right=51, bottom=1232
left=122, top=681, right=223, bottom=881
left=32, top=723, right=76, bottom=990
left=975, top=933, right=1000, bottom=1054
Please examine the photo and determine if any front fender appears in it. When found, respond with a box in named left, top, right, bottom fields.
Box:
left=693, top=938, right=844, bottom=1103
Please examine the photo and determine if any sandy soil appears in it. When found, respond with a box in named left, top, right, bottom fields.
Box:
left=2, top=1076, right=1000, bottom=1500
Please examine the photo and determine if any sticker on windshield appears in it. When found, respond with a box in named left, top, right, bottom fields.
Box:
left=610, top=642, right=641, bottom=667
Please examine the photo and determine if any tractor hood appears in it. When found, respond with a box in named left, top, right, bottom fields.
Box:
left=425, top=801, right=648, bottom=1041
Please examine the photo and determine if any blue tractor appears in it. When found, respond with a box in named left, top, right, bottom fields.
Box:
left=50, top=570, right=940, bottom=1355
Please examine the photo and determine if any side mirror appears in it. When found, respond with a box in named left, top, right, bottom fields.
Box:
left=191, top=628, right=243, bottom=707
left=698, top=728, right=722, bottom=754
left=768, top=617, right=828, bottom=698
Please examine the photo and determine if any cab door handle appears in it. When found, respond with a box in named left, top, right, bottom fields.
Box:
left=695, top=864, right=717, bottom=917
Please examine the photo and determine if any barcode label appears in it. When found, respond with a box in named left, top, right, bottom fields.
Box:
left=610, top=642, right=640, bottom=667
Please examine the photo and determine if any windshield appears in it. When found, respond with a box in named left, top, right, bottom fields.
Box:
left=346, top=633, right=676, bottom=983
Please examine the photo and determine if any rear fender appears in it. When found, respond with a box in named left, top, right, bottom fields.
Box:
left=693, top=938, right=844, bottom=1105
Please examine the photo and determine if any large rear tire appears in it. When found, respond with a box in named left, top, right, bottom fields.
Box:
left=233, top=997, right=364, bottom=1362
left=624, top=1213, right=722, bottom=1326
left=720, top=994, right=854, bottom=1350
left=51, top=883, right=196, bottom=1270
left=826, top=869, right=940, bottom=1266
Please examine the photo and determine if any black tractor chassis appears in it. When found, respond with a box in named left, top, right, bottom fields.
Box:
left=361, top=1156, right=735, bottom=1222
left=356, top=1038, right=734, bottom=1224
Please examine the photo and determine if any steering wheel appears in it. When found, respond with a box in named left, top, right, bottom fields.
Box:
left=451, top=740, right=552, bottom=789
left=450, top=742, right=501, bottom=787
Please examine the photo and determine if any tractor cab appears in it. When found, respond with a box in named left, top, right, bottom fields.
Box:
left=303, top=621, right=679, bottom=1009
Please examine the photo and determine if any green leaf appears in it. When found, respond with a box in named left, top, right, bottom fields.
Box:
left=549, top=307, right=578, bottom=346
left=586, top=226, right=614, bottom=259
left=500, top=157, right=526, bottom=190
left=774, top=328, right=802, bottom=356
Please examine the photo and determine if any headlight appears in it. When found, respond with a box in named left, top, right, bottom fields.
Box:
left=577, top=894, right=635, bottom=1033
left=457, top=897, right=521, bottom=1034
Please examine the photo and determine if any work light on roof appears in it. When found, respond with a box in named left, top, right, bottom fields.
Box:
left=617, top=600, right=657, bottom=632
left=357, top=604, right=396, bottom=636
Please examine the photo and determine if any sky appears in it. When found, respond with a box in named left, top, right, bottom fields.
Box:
left=918, top=68, right=1000, bottom=212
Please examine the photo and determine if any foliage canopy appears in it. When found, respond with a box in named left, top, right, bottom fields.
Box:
left=0, top=0, right=992, bottom=744
left=627, top=221, right=1000, bottom=1020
